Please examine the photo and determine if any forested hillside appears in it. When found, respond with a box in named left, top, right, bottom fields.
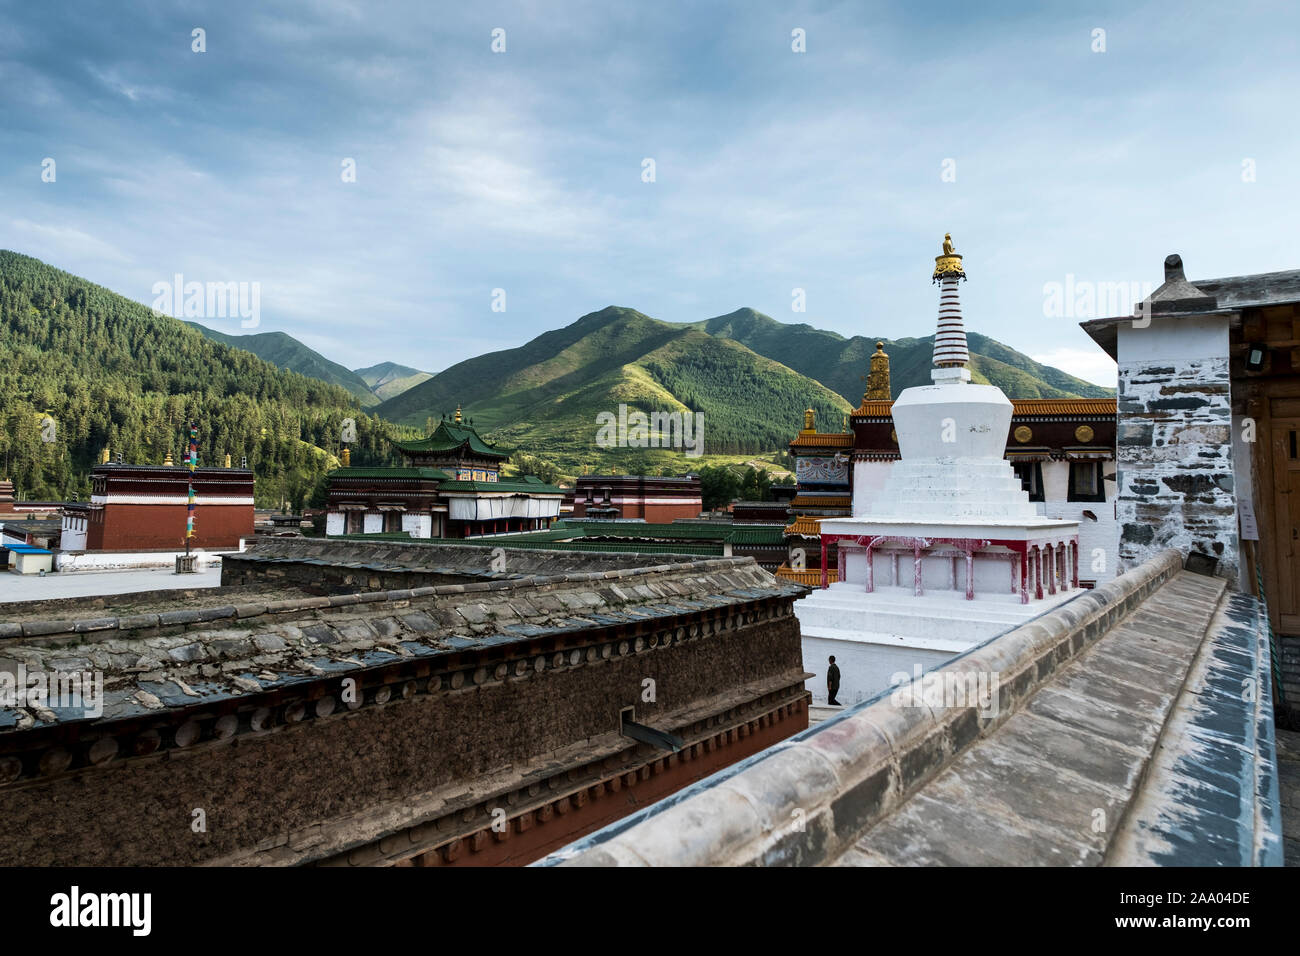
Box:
left=187, top=323, right=380, bottom=407
left=378, top=307, right=852, bottom=472
left=0, top=251, right=396, bottom=507
left=694, top=308, right=1113, bottom=402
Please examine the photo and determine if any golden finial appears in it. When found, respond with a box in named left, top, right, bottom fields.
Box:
left=224, top=454, right=232, bottom=468
left=803, top=408, right=816, bottom=432
left=454, top=404, right=463, bottom=424
left=100, top=447, right=110, bottom=465
left=163, top=452, right=174, bottom=467
left=341, top=447, right=351, bottom=467
left=933, top=232, right=965, bottom=280
left=864, top=341, right=891, bottom=401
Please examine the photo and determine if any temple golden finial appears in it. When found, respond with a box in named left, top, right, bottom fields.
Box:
left=224, top=453, right=232, bottom=468
left=163, top=452, right=174, bottom=467
left=932, top=232, right=965, bottom=281
left=454, top=404, right=463, bottom=425
left=100, top=447, right=110, bottom=465
left=341, top=447, right=351, bottom=467
left=864, top=341, right=891, bottom=401
left=802, top=408, right=816, bottom=432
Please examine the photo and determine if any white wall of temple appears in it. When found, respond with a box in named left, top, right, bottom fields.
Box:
left=1232, top=412, right=1257, bottom=592
left=60, top=515, right=88, bottom=551
left=326, top=512, right=345, bottom=536
left=851, top=461, right=894, bottom=515
left=1038, top=462, right=1118, bottom=585
left=802, top=635, right=954, bottom=708
left=363, top=513, right=383, bottom=534
left=402, top=513, right=432, bottom=538
left=54, top=544, right=244, bottom=571
left=1116, top=313, right=1228, bottom=363
left=448, top=495, right=562, bottom=521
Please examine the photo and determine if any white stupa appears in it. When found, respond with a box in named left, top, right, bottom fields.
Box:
left=799, top=235, right=1081, bottom=706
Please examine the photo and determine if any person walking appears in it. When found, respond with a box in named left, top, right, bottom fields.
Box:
left=827, top=655, right=841, bottom=706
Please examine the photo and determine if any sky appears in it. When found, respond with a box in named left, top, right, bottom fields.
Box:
left=2, top=0, right=1296, bottom=389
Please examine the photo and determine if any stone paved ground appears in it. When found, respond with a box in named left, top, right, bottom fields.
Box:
left=1277, top=727, right=1300, bottom=866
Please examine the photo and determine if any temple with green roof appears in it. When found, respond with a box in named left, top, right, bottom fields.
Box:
left=324, top=406, right=565, bottom=538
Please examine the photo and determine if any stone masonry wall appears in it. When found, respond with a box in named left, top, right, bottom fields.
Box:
left=1116, top=357, right=1238, bottom=581
left=0, top=610, right=802, bottom=866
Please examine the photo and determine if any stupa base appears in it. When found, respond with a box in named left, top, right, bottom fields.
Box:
left=818, top=516, right=1080, bottom=604
left=797, top=582, right=1081, bottom=708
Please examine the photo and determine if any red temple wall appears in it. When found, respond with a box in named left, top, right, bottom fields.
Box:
left=87, top=503, right=253, bottom=551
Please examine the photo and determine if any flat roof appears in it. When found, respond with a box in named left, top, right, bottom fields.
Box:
left=1080, top=267, right=1300, bottom=359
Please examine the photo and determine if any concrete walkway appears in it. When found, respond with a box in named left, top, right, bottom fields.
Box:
left=840, top=571, right=1228, bottom=865
left=0, top=567, right=221, bottom=604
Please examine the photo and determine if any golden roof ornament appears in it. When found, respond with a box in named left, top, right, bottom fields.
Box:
left=163, top=452, right=174, bottom=467
left=454, top=404, right=463, bottom=425
left=802, top=408, right=816, bottom=433
left=932, top=232, right=966, bottom=281
left=341, top=447, right=351, bottom=467
left=864, top=341, right=891, bottom=401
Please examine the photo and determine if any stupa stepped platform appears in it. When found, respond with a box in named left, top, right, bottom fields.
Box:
left=861, top=460, right=1039, bottom=519
left=799, top=583, right=1075, bottom=642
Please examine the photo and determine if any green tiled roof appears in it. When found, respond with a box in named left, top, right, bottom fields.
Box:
left=326, top=466, right=449, bottom=480
left=331, top=533, right=719, bottom=556
left=392, top=421, right=505, bottom=459
left=438, top=479, right=566, bottom=495
left=552, top=520, right=786, bottom=545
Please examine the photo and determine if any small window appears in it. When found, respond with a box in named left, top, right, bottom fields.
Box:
left=1012, top=462, right=1045, bottom=502
left=1068, top=461, right=1106, bottom=502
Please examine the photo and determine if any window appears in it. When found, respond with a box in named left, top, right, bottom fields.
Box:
left=346, top=511, right=364, bottom=534
left=1012, top=462, right=1045, bottom=502
left=1068, top=460, right=1106, bottom=502
left=383, top=511, right=402, bottom=533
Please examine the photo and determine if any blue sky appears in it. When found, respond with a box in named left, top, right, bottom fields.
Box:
left=2, top=0, right=1296, bottom=388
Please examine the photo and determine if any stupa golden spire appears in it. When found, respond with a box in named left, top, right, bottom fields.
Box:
left=864, top=341, right=891, bottom=401
left=931, top=233, right=970, bottom=371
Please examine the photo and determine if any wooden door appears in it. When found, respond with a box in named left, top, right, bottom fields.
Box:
left=1268, top=420, right=1300, bottom=632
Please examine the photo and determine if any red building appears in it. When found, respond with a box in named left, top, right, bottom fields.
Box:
left=568, top=475, right=702, bottom=522
left=63, top=463, right=254, bottom=551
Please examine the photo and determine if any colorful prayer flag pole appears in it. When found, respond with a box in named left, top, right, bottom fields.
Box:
left=185, top=421, right=198, bottom=555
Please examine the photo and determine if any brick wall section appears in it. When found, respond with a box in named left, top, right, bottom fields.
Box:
left=1116, top=358, right=1238, bottom=580
left=0, top=611, right=802, bottom=866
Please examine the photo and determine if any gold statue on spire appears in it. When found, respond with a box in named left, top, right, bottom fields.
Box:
left=864, top=341, right=891, bottom=401
left=933, top=232, right=966, bottom=281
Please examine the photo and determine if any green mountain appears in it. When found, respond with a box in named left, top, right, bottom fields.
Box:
left=354, top=361, right=432, bottom=402
left=375, top=306, right=855, bottom=471
left=187, top=323, right=380, bottom=407
left=692, top=308, right=1113, bottom=402
left=377, top=304, right=1111, bottom=473
left=0, top=251, right=397, bottom=505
